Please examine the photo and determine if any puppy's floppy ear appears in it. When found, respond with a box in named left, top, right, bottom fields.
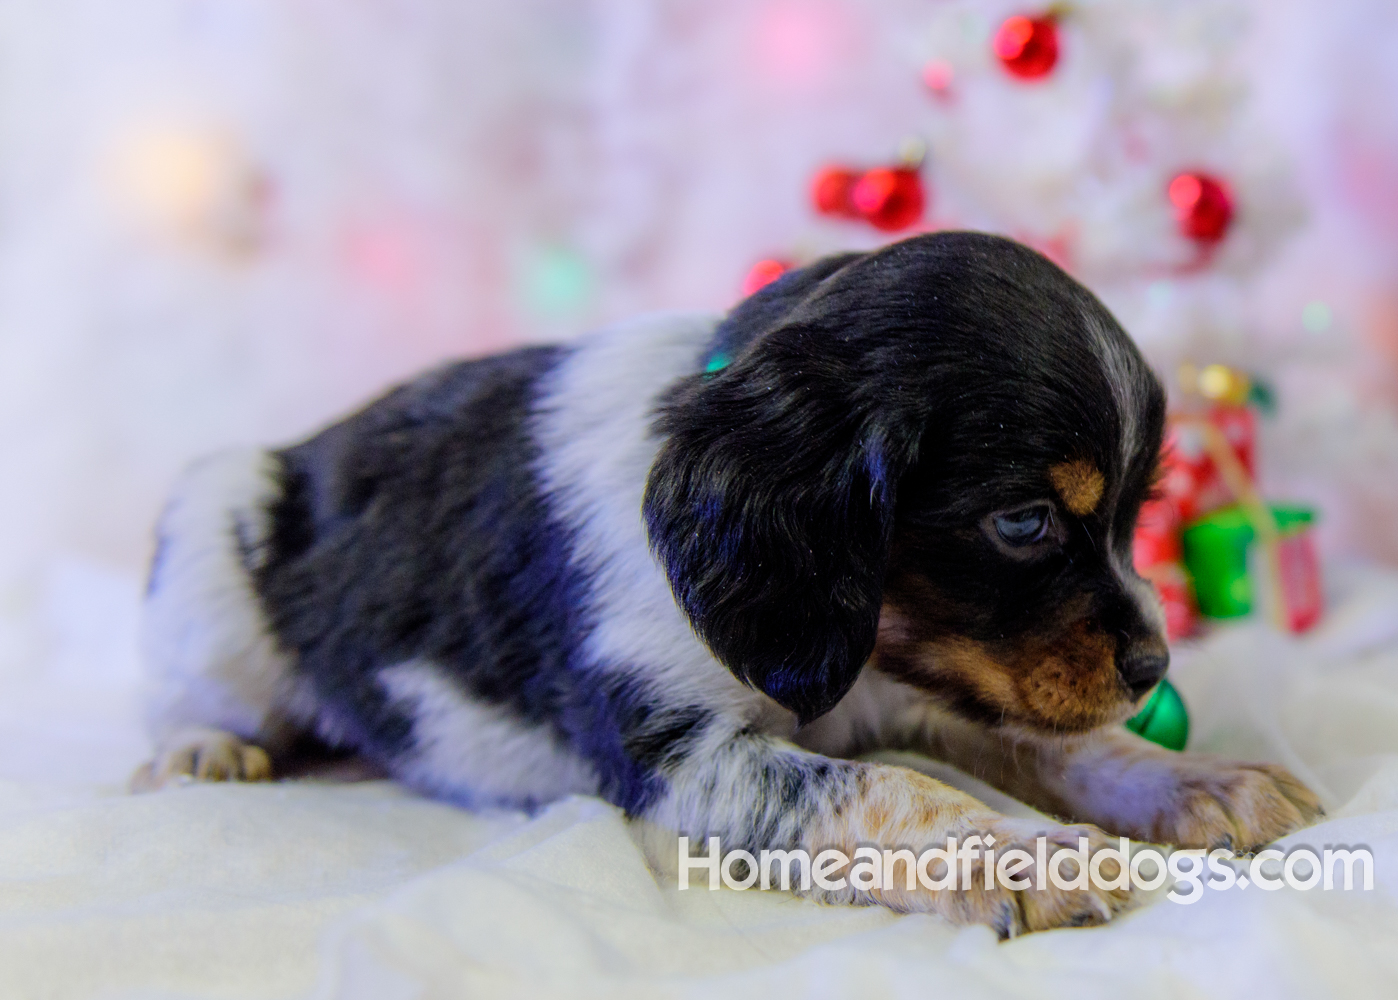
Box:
left=643, top=254, right=921, bottom=724
left=708, top=252, right=864, bottom=360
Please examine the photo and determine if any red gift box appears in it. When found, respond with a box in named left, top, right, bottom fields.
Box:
left=1276, top=526, right=1324, bottom=633
left=1148, top=563, right=1197, bottom=642
left=1159, top=406, right=1256, bottom=523
left=1133, top=497, right=1196, bottom=641
left=1134, top=381, right=1324, bottom=637
left=1132, top=403, right=1256, bottom=642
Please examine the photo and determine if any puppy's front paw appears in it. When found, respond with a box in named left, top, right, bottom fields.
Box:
left=131, top=727, right=273, bottom=792
left=928, top=817, right=1137, bottom=938
left=1142, top=758, right=1323, bottom=851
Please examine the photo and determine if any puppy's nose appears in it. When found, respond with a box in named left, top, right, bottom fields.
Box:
left=1119, top=645, right=1170, bottom=699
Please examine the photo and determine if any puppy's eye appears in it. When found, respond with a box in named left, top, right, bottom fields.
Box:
left=982, top=503, right=1061, bottom=556
left=994, top=506, right=1051, bottom=545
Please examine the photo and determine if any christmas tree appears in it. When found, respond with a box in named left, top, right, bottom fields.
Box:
left=782, top=1, right=1362, bottom=640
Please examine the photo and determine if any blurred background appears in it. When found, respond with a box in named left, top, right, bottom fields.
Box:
left=1, top=0, right=1396, bottom=777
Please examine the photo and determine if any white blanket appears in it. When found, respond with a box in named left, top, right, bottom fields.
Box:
left=3, top=561, right=1398, bottom=1000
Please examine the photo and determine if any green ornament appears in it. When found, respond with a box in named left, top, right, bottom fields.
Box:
left=703, top=351, right=731, bottom=376
left=1124, top=678, right=1189, bottom=751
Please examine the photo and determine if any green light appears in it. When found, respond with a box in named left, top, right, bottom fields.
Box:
left=704, top=351, right=730, bottom=374
left=1302, top=300, right=1331, bottom=333
left=1246, top=377, right=1277, bottom=414
left=520, top=246, right=592, bottom=318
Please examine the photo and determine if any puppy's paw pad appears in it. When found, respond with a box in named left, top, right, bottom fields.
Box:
left=131, top=729, right=273, bottom=792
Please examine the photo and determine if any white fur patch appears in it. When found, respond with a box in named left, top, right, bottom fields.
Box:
left=1085, top=313, right=1168, bottom=638
left=380, top=661, right=599, bottom=807
left=531, top=313, right=793, bottom=732
left=140, top=448, right=294, bottom=743
left=794, top=667, right=941, bottom=757
left=1085, top=311, right=1142, bottom=473
left=645, top=721, right=792, bottom=838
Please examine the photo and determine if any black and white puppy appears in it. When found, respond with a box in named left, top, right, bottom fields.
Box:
left=137, top=232, right=1321, bottom=936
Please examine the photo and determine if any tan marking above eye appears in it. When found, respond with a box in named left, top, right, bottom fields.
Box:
left=1049, top=459, right=1105, bottom=516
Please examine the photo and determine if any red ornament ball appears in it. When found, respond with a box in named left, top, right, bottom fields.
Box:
left=1168, top=172, right=1233, bottom=243
left=851, top=167, right=925, bottom=232
left=741, top=258, right=790, bottom=297
left=810, top=165, right=861, bottom=218
left=993, top=14, right=1059, bottom=80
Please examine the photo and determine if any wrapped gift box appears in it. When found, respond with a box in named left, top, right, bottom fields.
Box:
left=1181, top=504, right=1322, bottom=633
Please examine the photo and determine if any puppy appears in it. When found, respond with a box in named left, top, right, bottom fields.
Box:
left=135, top=232, right=1322, bottom=936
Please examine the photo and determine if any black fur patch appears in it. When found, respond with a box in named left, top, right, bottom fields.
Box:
left=700, top=252, right=863, bottom=370
left=252, top=347, right=707, bottom=813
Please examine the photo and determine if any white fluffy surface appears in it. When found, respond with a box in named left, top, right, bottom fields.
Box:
left=3, top=560, right=1398, bottom=999
left=2, top=2, right=1397, bottom=996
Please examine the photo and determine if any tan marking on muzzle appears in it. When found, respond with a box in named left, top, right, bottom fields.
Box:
left=875, top=605, right=1134, bottom=734
left=1049, top=460, right=1105, bottom=516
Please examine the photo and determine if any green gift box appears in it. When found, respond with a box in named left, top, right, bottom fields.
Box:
left=1181, top=504, right=1315, bottom=619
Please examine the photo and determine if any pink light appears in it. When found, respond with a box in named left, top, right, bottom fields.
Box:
left=343, top=221, right=422, bottom=294
left=922, top=60, right=954, bottom=95
left=753, top=1, right=845, bottom=89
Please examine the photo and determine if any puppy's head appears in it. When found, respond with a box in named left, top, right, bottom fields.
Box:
left=643, top=232, right=1167, bottom=732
